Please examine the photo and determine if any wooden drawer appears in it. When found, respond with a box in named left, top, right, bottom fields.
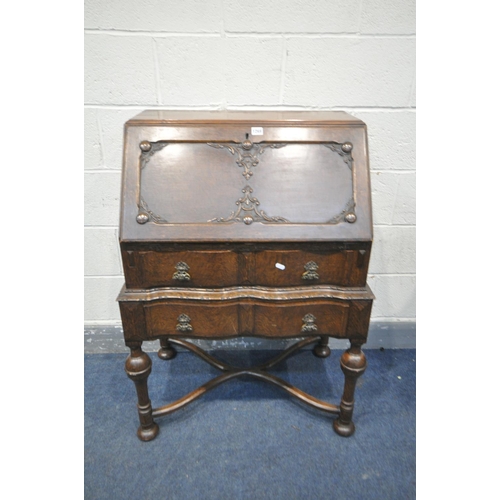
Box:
left=139, top=297, right=366, bottom=340
left=252, top=249, right=368, bottom=287
left=253, top=300, right=349, bottom=337
left=123, top=250, right=240, bottom=288
left=144, top=301, right=240, bottom=338
left=122, top=246, right=369, bottom=289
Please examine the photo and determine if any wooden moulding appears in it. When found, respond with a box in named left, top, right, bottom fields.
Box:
left=117, top=284, right=374, bottom=302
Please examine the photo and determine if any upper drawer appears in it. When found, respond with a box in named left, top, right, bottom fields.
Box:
left=253, top=249, right=368, bottom=287
left=124, top=249, right=239, bottom=288
left=121, top=245, right=370, bottom=289
left=119, top=112, right=372, bottom=243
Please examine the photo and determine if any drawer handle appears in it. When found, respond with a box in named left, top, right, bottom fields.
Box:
left=176, top=314, right=193, bottom=332
left=301, top=314, right=318, bottom=333
left=173, top=262, right=191, bottom=281
left=302, top=261, right=319, bottom=280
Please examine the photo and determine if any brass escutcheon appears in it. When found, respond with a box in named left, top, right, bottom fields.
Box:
left=302, top=261, right=319, bottom=280
left=176, top=314, right=193, bottom=332
left=173, top=262, right=191, bottom=281
left=301, top=314, right=318, bottom=332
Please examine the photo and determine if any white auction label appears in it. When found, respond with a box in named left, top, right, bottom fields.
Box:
left=251, top=127, right=263, bottom=136
left=275, top=263, right=285, bottom=270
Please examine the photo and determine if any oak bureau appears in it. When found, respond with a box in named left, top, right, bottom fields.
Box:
left=117, top=110, right=374, bottom=441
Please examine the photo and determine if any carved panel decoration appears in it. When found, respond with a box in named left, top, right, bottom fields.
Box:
left=207, top=141, right=287, bottom=180
left=208, top=185, right=289, bottom=225
left=136, top=140, right=355, bottom=226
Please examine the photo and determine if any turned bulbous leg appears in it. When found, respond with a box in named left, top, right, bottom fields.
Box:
left=158, top=338, right=177, bottom=360
left=313, top=335, right=331, bottom=358
left=125, top=342, right=159, bottom=441
left=333, top=341, right=367, bottom=437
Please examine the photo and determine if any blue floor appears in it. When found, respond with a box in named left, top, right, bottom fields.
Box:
left=85, top=348, right=416, bottom=499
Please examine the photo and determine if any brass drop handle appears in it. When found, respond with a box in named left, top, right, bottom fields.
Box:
left=173, top=262, right=191, bottom=281
left=176, top=314, right=193, bottom=332
left=301, top=314, right=318, bottom=333
left=302, top=261, right=319, bottom=280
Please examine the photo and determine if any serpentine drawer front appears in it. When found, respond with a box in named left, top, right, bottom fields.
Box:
left=119, top=291, right=373, bottom=340
left=117, top=110, right=374, bottom=442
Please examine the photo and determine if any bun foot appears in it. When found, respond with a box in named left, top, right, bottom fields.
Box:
left=158, top=339, right=177, bottom=360
left=137, top=422, right=159, bottom=442
left=158, top=346, right=177, bottom=360
left=313, top=336, right=331, bottom=358
left=313, top=344, right=331, bottom=358
left=333, top=418, right=355, bottom=437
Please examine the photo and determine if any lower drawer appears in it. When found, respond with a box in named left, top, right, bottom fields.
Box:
left=253, top=301, right=349, bottom=337
left=144, top=301, right=240, bottom=338
left=135, top=298, right=369, bottom=340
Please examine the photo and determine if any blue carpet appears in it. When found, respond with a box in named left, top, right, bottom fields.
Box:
left=85, top=348, right=415, bottom=499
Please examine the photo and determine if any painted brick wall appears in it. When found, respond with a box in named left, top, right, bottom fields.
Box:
left=84, top=0, right=416, bottom=327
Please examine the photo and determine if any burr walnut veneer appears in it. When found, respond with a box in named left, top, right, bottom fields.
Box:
left=117, top=110, right=374, bottom=441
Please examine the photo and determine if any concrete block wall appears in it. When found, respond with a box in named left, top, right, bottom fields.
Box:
left=84, top=1, right=416, bottom=334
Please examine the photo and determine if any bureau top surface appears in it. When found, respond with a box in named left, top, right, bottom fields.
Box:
left=126, top=110, right=364, bottom=126
left=120, top=110, right=373, bottom=243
